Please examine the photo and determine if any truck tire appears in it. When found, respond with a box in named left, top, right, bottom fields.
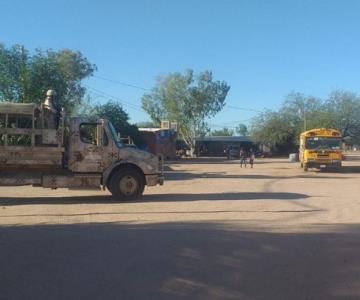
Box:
left=109, top=168, right=145, bottom=201
left=303, top=163, right=308, bottom=172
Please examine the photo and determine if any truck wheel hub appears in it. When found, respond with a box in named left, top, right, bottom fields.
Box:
left=119, top=176, right=137, bottom=194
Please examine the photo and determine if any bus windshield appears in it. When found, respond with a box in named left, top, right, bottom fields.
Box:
left=108, top=122, right=123, bottom=148
left=305, top=137, right=341, bottom=150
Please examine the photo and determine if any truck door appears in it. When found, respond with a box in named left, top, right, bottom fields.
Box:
left=68, top=119, right=106, bottom=173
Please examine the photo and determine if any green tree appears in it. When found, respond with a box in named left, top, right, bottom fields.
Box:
left=250, top=93, right=324, bottom=153
left=211, top=127, right=234, bottom=136
left=281, top=92, right=324, bottom=132
left=323, top=91, right=360, bottom=143
left=251, top=110, right=297, bottom=153
left=142, top=69, right=230, bottom=154
left=236, top=123, right=248, bottom=136
left=92, top=101, right=143, bottom=146
left=0, top=44, right=96, bottom=114
left=250, top=91, right=360, bottom=153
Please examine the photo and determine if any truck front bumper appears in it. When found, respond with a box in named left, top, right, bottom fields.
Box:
left=306, top=160, right=342, bottom=169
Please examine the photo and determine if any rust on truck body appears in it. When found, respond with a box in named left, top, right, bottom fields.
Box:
left=0, top=93, right=164, bottom=200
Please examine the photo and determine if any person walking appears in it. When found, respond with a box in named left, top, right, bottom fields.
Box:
left=239, top=148, right=247, bottom=168
left=249, top=148, right=255, bottom=168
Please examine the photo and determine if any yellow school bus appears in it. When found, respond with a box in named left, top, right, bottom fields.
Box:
left=299, top=128, right=342, bottom=171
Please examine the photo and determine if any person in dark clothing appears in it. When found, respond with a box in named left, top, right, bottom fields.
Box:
left=239, top=148, right=247, bottom=168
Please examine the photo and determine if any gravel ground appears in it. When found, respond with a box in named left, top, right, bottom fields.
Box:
left=1, top=158, right=360, bottom=300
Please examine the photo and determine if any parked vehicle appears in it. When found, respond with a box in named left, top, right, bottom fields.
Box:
left=299, top=128, right=342, bottom=171
left=0, top=91, right=164, bottom=200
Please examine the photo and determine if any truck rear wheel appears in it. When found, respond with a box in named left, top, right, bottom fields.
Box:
left=109, top=168, right=145, bottom=201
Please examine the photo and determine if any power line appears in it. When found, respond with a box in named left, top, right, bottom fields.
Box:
left=226, top=105, right=262, bottom=113
left=213, top=118, right=253, bottom=126
left=93, top=74, right=264, bottom=113
left=210, top=124, right=250, bottom=129
left=88, top=91, right=142, bottom=112
left=86, top=86, right=256, bottom=126
left=85, top=84, right=144, bottom=112
left=85, top=79, right=264, bottom=119
left=210, top=124, right=237, bottom=128
left=92, top=75, right=150, bottom=91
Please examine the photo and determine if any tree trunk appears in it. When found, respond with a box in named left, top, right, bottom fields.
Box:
left=190, top=147, right=195, bottom=157
left=179, top=127, right=196, bottom=157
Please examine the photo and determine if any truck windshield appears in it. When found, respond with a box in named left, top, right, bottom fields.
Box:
left=108, top=122, right=123, bottom=148
left=305, top=137, right=341, bottom=150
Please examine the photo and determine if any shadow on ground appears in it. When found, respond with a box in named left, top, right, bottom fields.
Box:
left=165, top=171, right=349, bottom=181
left=325, top=165, right=360, bottom=173
left=0, top=191, right=309, bottom=206
left=1, top=222, right=359, bottom=300
left=167, top=158, right=288, bottom=165
left=299, top=166, right=360, bottom=175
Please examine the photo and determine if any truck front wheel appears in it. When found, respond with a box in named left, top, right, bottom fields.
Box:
left=109, top=168, right=145, bottom=201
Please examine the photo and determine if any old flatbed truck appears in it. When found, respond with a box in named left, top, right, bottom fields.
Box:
left=0, top=91, right=164, bottom=200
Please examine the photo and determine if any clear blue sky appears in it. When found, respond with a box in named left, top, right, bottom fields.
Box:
left=1, top=0, right=360, bottom=129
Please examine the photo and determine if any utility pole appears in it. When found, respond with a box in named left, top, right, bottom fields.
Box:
left=299, top=107, right=307, bottom=132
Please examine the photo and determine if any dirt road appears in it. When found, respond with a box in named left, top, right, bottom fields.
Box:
left=1, top=158, right=360, bottom=299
